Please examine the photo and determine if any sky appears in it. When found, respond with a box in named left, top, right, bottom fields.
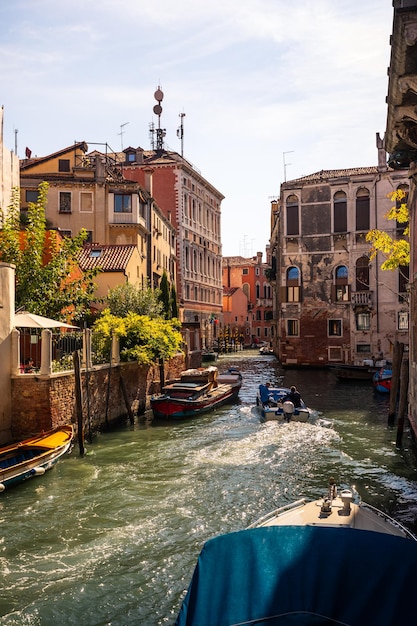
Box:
left=0, top=0, right=394, bottom=257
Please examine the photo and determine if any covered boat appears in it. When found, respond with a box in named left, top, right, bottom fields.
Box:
left=175, top=480, right=417, bottom=626
left=150, top=367, right=242, bottom=419
left=0, top=425, right=74, bottom=492
left=256, top=385, right=314, bottom=422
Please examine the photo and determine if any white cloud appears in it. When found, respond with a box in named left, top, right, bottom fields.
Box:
left=0, top=0, right=394, bottom=255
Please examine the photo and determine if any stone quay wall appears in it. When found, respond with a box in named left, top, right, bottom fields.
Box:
left=11, top=353, right=187, bottom=439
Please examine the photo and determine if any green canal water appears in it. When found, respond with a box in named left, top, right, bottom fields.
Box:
left=1, top=353, right=417, bottom=625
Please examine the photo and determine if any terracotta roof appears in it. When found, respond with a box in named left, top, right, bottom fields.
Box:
left=223, top=287, right=240, bottom=296
left=77, top=244, right=137, bottom=272
left=283, top=166, right=382, bottom=186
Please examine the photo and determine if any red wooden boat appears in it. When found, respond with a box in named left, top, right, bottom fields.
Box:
left=150, top=367, right=242, bottom=419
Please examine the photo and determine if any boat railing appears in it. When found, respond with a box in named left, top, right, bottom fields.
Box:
left=247, top=499, right=307, bottom=529
left=360, top=502, right=417, bottom=541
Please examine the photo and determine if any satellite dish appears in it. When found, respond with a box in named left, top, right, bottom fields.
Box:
left=153, top=104, right=162, bottom=116
left=154, top=89, right=164, bottom=102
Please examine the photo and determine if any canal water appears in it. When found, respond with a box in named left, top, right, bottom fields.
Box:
left=1, top=353, right=417, bottom=625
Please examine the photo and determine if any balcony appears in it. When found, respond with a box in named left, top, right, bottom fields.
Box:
left=109, top=211, right=146, bottom=229
left=256, top=298, right=273, bottom=308
left=351, top=291, right=373, bottom=306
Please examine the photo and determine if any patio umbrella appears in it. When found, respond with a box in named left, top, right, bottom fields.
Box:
left=14, top=312, right=79, bottom=329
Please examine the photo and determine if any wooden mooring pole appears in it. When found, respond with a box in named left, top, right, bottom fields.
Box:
left=396, top=358, right=409, bottom=449
left=120, top=375, right=135, bottom=425
left=388, top=341, right=404, bottom=427
left=73, top=350, right=85, bottom=457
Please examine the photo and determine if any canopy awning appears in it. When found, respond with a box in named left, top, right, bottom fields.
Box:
left=14, top=312, right=79, bottom=329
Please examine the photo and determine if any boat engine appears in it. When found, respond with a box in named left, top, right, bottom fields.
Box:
left=282, top=401, right=295, bottom=421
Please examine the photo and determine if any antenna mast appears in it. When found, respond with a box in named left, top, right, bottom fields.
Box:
left=153, top=86, right=166, bottom=151
left=119, top=122, right=129, bottom=151
left=177, top=112, right=185, bottom=157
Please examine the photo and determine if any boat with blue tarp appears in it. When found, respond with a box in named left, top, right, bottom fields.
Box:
left=176, top=480, right=417, bottom=625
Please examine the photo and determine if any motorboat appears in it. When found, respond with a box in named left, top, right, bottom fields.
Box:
left=201, top=349, right=217, bottom=363
left=329, top=363, right=375, bottom=380
left=256, top=385, right=314, bottom=422
left=373, top=366, right=392, bottom=393
left=150, top=366, right=242, bottom=419
left=0, top=425, right=74, bottom=492
left=259, top=346, right=274, bottom=355
left=175, top=479, right=417, bottom=625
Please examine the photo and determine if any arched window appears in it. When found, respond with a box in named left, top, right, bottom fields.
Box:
left=286, top=195, right=299, bottom=236
left=333, top=191, right=347, bottom=233
left=242, top=283, right=250, bottom=300
left=286, top=266, right=300, bottom=302
left=396, top=184, right=409, bottom=236
left=356, top=188, right=370, bottom=231
left=356, top=256, right=370, bottom=291
left=334, top=265, right=349, bottom=302
left=399, top=264, right=409, bottom=303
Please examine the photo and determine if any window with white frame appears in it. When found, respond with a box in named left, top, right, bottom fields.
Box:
left=80, top=191, right=93, bottom=212
left=334, top=265, right=349, bottom=302
left=328, top=346, right=343, bottom=361
left=114, top=194, right=132, bottom=213
left=398, top=311, right=409, bottom=331
left=59, top=192, right=71, bottom=213
left=328, top=319, right=342, bottom=337
left=356, top=312, right=370, bottom=331
left=287, top=319, right=299, bottom=336
left=286, top=266, right=300, bottom=302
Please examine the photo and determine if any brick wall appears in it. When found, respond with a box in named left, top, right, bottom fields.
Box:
left=11, top=353, right=186, bottom=440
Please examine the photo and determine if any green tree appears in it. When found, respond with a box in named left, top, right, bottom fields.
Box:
left=106, top=282, right=163, bottom=318
left=366, top=189, right=410, bottom=270
left=92, top=309, right=183, bottom=364
left=171, top=282, right=178, bottom=319
left=159, top=271, right=171, bottom=318
left=0, top=182, right=99, bottom=321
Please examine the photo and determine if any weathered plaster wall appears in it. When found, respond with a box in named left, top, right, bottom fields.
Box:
left=0, top=263, right=15, bottom=443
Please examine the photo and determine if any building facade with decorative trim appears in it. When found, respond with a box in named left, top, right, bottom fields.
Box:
left=269, top=140, right=409, bottom=367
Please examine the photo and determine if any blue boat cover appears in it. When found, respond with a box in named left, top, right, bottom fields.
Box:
left=175, top=525, right=417, bottom=626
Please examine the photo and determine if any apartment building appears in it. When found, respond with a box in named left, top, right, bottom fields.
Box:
left=19, top=142, right=176, bottom=291
left=270, top=140, right=410, bottom=367
left=222, top=251, right=274, bottom=347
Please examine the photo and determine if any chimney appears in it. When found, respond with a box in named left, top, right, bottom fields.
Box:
left=143, top=167, right=154, bottom=195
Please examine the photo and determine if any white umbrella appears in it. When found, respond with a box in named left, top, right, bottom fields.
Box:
left=14, top=312, right=79, bottom=329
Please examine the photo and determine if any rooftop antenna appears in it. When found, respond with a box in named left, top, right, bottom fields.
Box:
left=153, top=86, right=166, bottom=151
left=283, top=150, right=294, bottom=182
left=14, top=127, right=18, bottom=155
left=177, top=112, right=185, bottom=157
left=119, top=122, right=129, bottom=151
